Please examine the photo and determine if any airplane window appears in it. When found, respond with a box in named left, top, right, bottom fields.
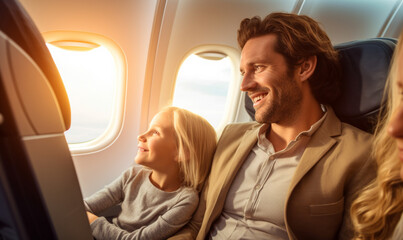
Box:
left=47, top=43, right=117, bottom=144
left=172, top=52, right=232, bottom=128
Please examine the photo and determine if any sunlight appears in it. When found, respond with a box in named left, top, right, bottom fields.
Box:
left=172, top=54, right=232, bottom=128
left=47, top=43, right=117, bottom=143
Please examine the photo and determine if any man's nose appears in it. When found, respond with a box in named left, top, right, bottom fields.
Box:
left=240, top=72, right=256, bottom=92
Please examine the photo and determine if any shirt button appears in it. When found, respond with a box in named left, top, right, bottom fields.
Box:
left=255, top=184, right=261, bottom=190
left=269, top=156, right=275, bottom=161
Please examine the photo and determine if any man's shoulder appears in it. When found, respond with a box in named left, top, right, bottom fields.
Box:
left=322, top=107, right=373, bottom=144
left=215, top=121, right=261, bottom=149
left=338, top=122, right=373, bottom=143
left=326, top=122, right=374, bottom=161
left=222, top=121, right=261, bottom=133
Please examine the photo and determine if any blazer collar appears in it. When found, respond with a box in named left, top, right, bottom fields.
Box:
left=287, top=106, right=341, bottom=197
left=211, top=124, right=261, bottom=214
left=206, top=124, right=260, bottom=230
left=219, top=125, right=260, bottom=193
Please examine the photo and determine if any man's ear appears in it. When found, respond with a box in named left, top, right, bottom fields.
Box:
left=299, top=55, right=317, bottom=82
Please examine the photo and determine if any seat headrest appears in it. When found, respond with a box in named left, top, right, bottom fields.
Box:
left=244, top=38, right=396, bottom=133
left=0, top=0, right=71, bottom=130
left=332, top=38, right=396, bottom=133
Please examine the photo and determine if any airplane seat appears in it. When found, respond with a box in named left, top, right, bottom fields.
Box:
left=0, top=0, right=92, bottom=239
left=244, top=38, right=397, bottom=134
left=0, top=0, right=71, bottom=128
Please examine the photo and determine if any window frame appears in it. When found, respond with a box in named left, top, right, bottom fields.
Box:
left=43, top=31, right=127, bottom=154
left=171, top=45, right=242, bottom=134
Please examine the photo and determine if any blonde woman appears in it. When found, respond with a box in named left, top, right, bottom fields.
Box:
left=85, top=107, right=217, bottom=240
left=350, top=34, right=403, bottom=240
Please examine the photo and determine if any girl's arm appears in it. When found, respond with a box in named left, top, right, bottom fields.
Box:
left=90, top=190, right=199, bottom=240
left=84, top=167, right=134, bottom=214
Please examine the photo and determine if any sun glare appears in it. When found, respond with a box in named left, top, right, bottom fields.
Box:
left=47, top=43, right=117, bottom=143
left=172, top=54, right=232, bottom=128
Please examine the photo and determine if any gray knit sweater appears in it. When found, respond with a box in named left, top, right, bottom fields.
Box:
left=84, top=166, right=198, bottom=240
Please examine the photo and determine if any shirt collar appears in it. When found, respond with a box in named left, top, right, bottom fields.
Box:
left=256, top=105, right=328, bottom=151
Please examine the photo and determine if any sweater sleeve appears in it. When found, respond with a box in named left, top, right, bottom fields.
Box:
left=84, top=168, right=134, bottom=214
left=90, top=189, right=199, bottom=240
left=168, top=180, right=210, bottom=240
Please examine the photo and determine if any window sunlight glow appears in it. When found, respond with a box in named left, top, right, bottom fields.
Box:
left=47, top=43, right=117, bottom=144
left=172, top=54, right=232, bottom=128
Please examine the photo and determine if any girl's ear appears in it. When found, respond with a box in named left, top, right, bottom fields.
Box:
left=174, top=153, right=180, bottom=162
left=175, top=147, right=188, bottom=163
left=299, top=55, right=317, bottom=82
left=173, top=148, right=180, bottom=162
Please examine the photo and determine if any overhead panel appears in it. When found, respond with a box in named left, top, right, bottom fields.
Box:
left=170, top=0, right=297, bottom=50
left=298, top=0, right=401, bottom=43
left=380, top=0, right=403, bottom=38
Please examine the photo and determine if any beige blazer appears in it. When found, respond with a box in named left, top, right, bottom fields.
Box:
left=170, top=108, right=375, bottom=240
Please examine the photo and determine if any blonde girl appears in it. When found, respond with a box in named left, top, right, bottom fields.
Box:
left=85, top=107, right=217, bottom=240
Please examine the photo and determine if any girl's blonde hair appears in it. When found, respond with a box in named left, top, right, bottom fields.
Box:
left=163, top=107, right=217, bottom=192
left=350, top=33, right=403, bottom=240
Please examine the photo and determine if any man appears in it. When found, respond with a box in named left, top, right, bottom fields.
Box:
left=170, top=12, right=375, bottom=240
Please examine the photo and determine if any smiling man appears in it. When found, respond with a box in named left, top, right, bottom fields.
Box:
left=170, top=12, right=375, bottom=240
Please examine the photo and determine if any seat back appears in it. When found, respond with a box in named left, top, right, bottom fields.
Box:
left=244, top=38, right=396, bottom=133
left=0, top=0, right=92, bottom=239
left=332, top=38, right=396, bottom=132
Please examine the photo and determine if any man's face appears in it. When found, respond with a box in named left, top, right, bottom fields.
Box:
left=240, top=34, right=302, bottom=124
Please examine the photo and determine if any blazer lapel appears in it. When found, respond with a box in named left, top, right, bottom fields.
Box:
left=207, top=126, right=259, bottom=223
left=287, top=107, right=341, bottom=196
left=220, top=127, right=258, bottom=192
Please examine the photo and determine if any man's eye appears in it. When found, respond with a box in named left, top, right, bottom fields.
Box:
left=254, top=65, right=264, bottom=72
left=152, top=131, right=159, bottom=135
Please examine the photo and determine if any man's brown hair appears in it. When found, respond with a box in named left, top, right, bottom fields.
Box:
left=238, top=12, right=341, bottom=104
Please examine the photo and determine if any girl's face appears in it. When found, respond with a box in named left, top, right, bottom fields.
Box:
left=135, top=111, right=178, bottom=171
left=388, top=48, right=403, bottom=180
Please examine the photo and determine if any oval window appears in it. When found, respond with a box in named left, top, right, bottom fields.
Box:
left=47, top=43, right=117, bottom=143
left=44, top=31, right=126, bottom=153
left=172, top=51, right=233, bottom=129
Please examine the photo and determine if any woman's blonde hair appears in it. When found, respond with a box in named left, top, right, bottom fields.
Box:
left=350, top=33, right=403, bottom=240
left=163, top=107, right=217, bottom=192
